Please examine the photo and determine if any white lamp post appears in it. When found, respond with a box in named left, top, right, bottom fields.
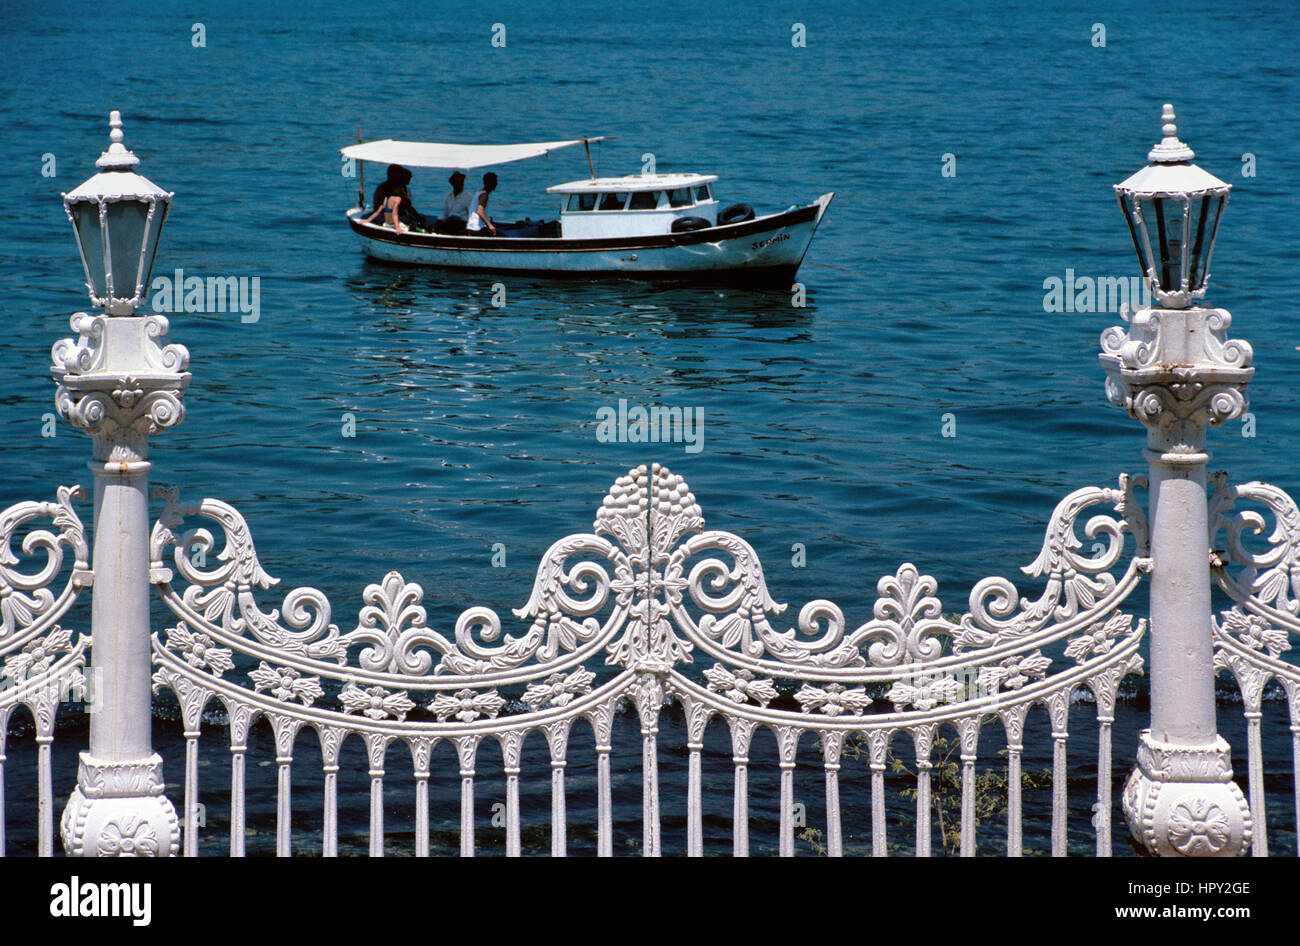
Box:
left=54, top=111, right=187, bottom=856
left=1101, top=105, right=1252, bottom=856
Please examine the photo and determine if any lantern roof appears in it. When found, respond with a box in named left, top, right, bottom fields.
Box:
left=63, top=111, right=171, bottom=203
left=1115, top=104, right=1230, bottom=198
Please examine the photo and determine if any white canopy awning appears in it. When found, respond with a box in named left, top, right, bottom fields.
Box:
left=339, top=138, right=610, bottom=170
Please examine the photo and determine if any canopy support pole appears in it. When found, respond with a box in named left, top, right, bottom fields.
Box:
left=583, top=136, right=595, bottom=180
left=357, top=126, right=365, bottom=209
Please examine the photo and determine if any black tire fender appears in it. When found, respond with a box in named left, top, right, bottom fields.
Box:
left=717, top=203, right=756, bottom=225
left=671, top=215, right=711, bottom=233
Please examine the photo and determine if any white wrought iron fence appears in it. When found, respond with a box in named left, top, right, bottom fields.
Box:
left=136, top=462, right=1153, bottom=856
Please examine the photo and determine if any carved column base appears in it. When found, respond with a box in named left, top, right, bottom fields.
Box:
left=1122, top=731, right=1251, bottom=857
left=60, top=752, right=179, bottom=857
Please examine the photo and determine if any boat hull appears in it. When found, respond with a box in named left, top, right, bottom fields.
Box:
left=346, top=194, right=833, bottom=283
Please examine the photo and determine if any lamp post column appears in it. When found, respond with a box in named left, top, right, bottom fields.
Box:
left=53, top=113, right=187, bottom=857
left=1102, top=105, right=1252, bottom=857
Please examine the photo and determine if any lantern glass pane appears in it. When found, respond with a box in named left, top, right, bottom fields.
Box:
left=1120, top=193, right=1150, bottom=277
left=72, top=201, right=107, bottom=297
left=1199, top=194, right=1227, bottom=292
left=105, top=199, right=149, bottom=300
left=1151, top=197, right=1186, bottom=292
left=139, top=200, right=168, bottom=300
left=1188, top=196, right=1211, bottom=290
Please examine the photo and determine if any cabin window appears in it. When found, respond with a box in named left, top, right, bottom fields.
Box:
left=568, top=193, right=598, bottom=211
left=667, top=188, right=692, bottom=207
left=598, top=192, right=629, bottom=210
left=628, top=191, right=660, bottom=210
left=696, top=185, right=711, bottom=202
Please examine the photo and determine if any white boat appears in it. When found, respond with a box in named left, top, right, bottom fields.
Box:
left=339, top=137, right=833, bottom=284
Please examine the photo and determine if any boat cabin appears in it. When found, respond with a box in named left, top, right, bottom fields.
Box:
left=546, top=173, right=718, bottom=239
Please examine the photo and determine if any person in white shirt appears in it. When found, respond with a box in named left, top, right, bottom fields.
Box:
left=435, top=171, right=473, bottom=234
left=465, top=172, right=499, bottom=236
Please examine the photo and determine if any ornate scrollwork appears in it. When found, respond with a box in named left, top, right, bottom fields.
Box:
left=957, top=474, right=1148, bottom=651
left=1210, top=475, right=1300, bottom=616
left=0, top=485, right=90, bottom=643
left=149, top=463, right=1148, bottom=758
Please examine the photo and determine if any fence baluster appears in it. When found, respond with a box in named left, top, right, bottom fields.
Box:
left=501, top=731, right=523, bottom=857
left=456, top=735, right=479, bottom=857
left=591, top=704, right=613, bottom=857
left=822, top=730, right=844, bottom=857
left=730, top=718, right=755, bottom=857
left=543, top=722, right=568, bottom=857
left=410, top=737, right=432, bottom=858
left=183, top=727, right=199, bottom=856
left=271, top=716, right=302, bottom=857
left=913, top=726, right=934, bottom=857
left=0, top=716, right=7, bottom=856
left=364, top=733, right=389, bottom=857
left=684, top=700, right=707, bottom=858
left=1001, top=707, right=1027, bottom=857
left=317, top=727, right=342, bottom=857
left=36, top=733, right=52, bottom=858
left=635, top=677, right=662, bottom=858
left=230, top=744, right=246, bottom=857
left=778, top=726, right=798, bottom=857
left=1291, top=701, right=1300, bottom=858
left=957, top=718, right=980, bottom=857
left=1047, top=690, right=1071, bottom=857
left=1243, top=707, right=1266, bottom=857
left=867, top=731, right=888, bottom=857
left=1096, top=714, right=1113, bottom=857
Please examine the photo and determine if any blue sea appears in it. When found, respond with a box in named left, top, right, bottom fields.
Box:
left=1, top=0, right=1297, bottom=855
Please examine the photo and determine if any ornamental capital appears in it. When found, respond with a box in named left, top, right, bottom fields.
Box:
left=51, top=312, right=190, bottom=462
left=1099, top=306, right=1252, bottom=449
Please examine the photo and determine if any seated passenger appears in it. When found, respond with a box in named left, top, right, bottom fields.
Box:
left=465, top=172, right=499, bottom=236
left=361, top=164, right=428, bottom=233
left=434, top=171, right=473, bottom=234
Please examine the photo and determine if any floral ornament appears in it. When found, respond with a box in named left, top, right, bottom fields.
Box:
left=977, top=651, right=1051, bottom=694
left=3, top=625, right=74, bottom=682
left=522, top=669, right=596, bottom=711
left=886, top=673, right=962, bottom=711
left=98, top=816, right=159, bottom=856
left=248, top=662, right=324, bottom=706
left=430, top=688, right=507, bottom=723
left=110, top=381, right=145, bottom=409
left=1167, top=799, right=1232, bottom=855
left=338, top=684, right=416, bottom=721
left=165, top=626, right=234, bottom=676
left=795, top=682, right=871, bottom=717
left=703, top=665, right=777, bottom=707
left=1064, top=612, right=1135, bottom=663
left=1219, top=607, right=1289, bottom=658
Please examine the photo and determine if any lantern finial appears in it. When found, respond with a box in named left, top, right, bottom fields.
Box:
left=1148, top=103, right=1195, bottom=164
left=95, top=109, right=140, bottom=171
